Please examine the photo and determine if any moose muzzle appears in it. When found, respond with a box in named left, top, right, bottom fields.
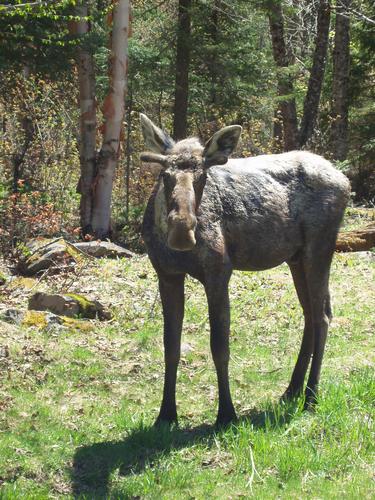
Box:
left=167, top=211, right=197, bottom=251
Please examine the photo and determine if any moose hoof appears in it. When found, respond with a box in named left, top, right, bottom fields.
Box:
left=303, top=388, right=318, bottom=411
left=303, top=398, right=317, bottom=411
left=154, top=412, right=178, bottom=427
left=280, top=386, right=303, bottom=403
left=215, top=410, right=237, bottom=428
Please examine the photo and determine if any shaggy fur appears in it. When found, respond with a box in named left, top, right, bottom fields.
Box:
left=140, top=114, right=351, bottom=426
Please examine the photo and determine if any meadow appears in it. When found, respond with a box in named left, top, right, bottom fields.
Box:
left=0, top=210, right=374, bottom=499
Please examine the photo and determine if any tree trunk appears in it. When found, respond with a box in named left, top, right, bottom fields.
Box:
left=91, top=0, right=131, bottom=239
left=209, top=1, right=219, bottom=111
left=336, top=225, right=375, bottom=252
left=299, top=0, right=331, bottom=148
left=331, top=0, right=351, bottom=161
left=13, top=66, right=34, bottom=193
left=172, top=0, right=191, bottom=141
left=267, top=1, right=298, bottom=151
left=272, top=108, right=283, bottom=152
left=12, top=114, right=33, bottom=193
left=70, top=3, right=97, bottom=237
left=125, top=86, right=133, bottom=222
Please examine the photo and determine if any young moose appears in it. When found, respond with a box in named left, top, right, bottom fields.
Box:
left=140, top=114, right=350, bottom=426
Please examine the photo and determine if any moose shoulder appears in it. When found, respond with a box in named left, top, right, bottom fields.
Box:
left=140, top=113, right=350, bottom=426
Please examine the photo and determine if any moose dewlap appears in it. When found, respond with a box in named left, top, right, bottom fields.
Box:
left=140, top=113, right=350, bottom=426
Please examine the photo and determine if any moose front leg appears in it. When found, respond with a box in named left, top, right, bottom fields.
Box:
left=156, top=272, right=185, bottom=426
left=205, top=273, right=236, bottom=426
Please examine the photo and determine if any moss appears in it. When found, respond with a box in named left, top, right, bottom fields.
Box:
left=65, top=293, right=98, bottom=319
left=26, top=252, right=42, bottom=264
left=22, top=239, right=83, bottom=268
left=61, top=316, right=92, bottom=332
left=26, top=238, right=67, bottom=264
left=0, top=271, right=7, bottom=285
left=16, top=242, right=33, bottom=259
left=21, top=310, right=91, bottom=331
left=65, top=242, right=84, bottom=263
left=22, top=311, right=48, bottom=329
left=8, top=277, right=36, bottom=290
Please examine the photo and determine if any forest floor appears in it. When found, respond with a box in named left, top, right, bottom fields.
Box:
left=0, top=207, right=374, bottom=499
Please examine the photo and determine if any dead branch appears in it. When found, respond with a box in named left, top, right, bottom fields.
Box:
left=336, top=225, right=375, bottom=252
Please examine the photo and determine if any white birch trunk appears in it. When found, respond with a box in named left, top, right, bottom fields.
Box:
left=91, top=0, right=130, bottom=238
left=69, top=3, right=97, bottom=235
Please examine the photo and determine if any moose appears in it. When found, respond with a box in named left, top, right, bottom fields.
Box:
left=140, top=114, right=350, bottom=426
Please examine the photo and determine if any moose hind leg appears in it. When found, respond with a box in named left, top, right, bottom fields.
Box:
left=283, top=259, right=314, bottom=400
left=156, top=273, right=185, bottom=425
left=205, top=273, right=236, bottom=426
left=304, top=252, right=334, bottom=408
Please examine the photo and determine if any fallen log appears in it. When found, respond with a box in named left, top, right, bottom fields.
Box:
left=335, top=224, right=375, bottom=252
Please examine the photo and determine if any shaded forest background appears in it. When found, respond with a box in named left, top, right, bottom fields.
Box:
left=0, top=0, right=374, bottom=254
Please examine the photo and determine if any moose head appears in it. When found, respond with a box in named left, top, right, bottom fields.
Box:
left=140, top=114, right=242, bottom=251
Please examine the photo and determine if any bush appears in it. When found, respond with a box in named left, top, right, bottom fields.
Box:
left=0, top=188, right=65, bottom=259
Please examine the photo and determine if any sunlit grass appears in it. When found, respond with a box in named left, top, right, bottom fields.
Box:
left=0, top=219, right=374, bottom=497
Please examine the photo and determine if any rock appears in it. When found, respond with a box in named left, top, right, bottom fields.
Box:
left=1, top=308, right=61, bottom=329
left=351, top=251, right=375, bottom=261
left=0, top=308, right=93, bottom=332
left=22, top=310, right=63, bottom=329
left=181, top=342, right=193, bottom=354
left=28, top=292, right=111, bottom=320
left=22, top=310, right=93, bottom=332
left=29, top=293, right=79, bottom=317
left=16, top=238, right=133, bottom=275
left=72, top=241, right=134, bottom=259
left=1, top=308, right=24, bottom=325
left=0, top=344, right=9, bottom=357
left=17, top=238, right=81, bottom=276
left=0, top=319, right=18, bottom=334
left=7, top=277, right=36, bottom=290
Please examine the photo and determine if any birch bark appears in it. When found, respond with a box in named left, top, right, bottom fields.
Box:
left=70, top=3, right=97, bottom=236
left=91, top=0, right=130, bottom=238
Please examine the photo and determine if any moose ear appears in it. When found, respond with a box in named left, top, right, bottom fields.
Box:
left=140, top=113, right=175, bottom=154
left=140, top=152, right=169, bottom=169
left=203, top=125, right=242, bottom=168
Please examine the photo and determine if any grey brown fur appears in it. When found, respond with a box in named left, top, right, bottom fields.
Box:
left=140, top=114, right=350, bottom=426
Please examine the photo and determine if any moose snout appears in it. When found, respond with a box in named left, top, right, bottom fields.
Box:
left=167, top=211, right=197, bottom=251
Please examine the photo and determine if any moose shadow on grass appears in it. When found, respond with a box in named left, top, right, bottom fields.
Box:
left=71, top=402, right=300, bottom=498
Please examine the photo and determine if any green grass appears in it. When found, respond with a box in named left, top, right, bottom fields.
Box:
left=341, top=206, right=375, bottom=230
left=0, top=217, right=374, bottom=498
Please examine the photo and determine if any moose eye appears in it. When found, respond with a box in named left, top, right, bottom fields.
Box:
left=193, top=172, right=207, bottom=187
left=162, top=170, right=175, bottom=188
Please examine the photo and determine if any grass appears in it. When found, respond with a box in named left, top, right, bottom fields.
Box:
left=341, top=206, right=375, bottom=230
left=0, top=214, right=374, bottom=498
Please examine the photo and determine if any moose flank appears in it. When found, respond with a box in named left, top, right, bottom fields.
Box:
left=140, top=114, right=350, bottom=426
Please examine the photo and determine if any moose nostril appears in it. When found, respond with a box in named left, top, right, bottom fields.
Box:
left=168, top=211, right=196, bottom=231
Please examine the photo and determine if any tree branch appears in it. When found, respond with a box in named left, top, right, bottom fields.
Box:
left=0, top=0, right=66, bottom=12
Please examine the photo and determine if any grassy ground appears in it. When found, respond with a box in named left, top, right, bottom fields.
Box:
left=341, top=206, right=375, bottom=230
left=0, top=211, right=374, bottom=498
